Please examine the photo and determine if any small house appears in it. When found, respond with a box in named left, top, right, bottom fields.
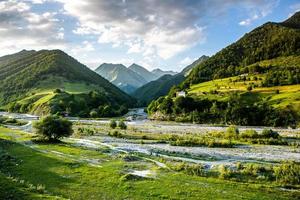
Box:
left=176, top=91, right=186, bottom=97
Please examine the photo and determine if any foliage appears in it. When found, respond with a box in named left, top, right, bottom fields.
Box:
left=225, top=125, right=239, bottom=139
left=109, top=120, right=117, bottom=129
left=118, top=120, right=127, bottom=130
left=261, top=129, right=280, bottom=139
left=148, top=93, right=298, bottom=127
left=273, top=161, right=300, bottom=185
left=33, top=115, right=73, bottom=141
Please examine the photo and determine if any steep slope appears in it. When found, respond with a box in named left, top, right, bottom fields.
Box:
left=95, top=63, right=147, bottom=93
left=133, top=56, right=208, bottom=105
left=148, top=12, right=300, bottom=127
left=181, top=55, right=210, bottom=75
left=185, top=12, right=300, bottom=87
left=133, top=74, right=185, bottom=105
left=128, top=63, right=157, bottom=82
left=151, top=68, right=177, bottom=77
left=0, top=50, right=135, bottom=116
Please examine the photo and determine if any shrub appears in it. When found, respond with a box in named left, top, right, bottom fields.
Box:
left=89, top=110, right=98, bottom=118
left=219, top=165, right=233, bottom=179
left=33, top=115, right=73, bottom=141
left=53, top=88, right=62, bottom=93
left=118, top=120, right=127, bottom=130
left=261, top=129, right=279, bottom=139
left=109, top=120, right=117, bottom=129
left=77, top=127, right=95, bottom=136
left=108, top=130, right=123, bottom=138
left=240, top=130, right=259, bottom=139
left=225, top=125, right=239, bottom=139
left=273, top=161, right=300, bottom=185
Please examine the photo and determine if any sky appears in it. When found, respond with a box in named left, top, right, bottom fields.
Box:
left=0, top=0, right=299, bottom=72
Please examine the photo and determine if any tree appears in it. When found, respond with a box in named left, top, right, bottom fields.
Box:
left=90, top=110, right=98, bottom=118
left=109, top=119, right=117, bottom=129
left=33, top=115, right=73, bottom=141
left=118, top=120, right=127, bottom=130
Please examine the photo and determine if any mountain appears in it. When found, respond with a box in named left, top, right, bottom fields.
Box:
left=95, top=63, right=147, bottom=93
left=147, top=12, right=300, bottom=127
left=95, top=63, right=178, bottom=94
left=151, top=68, right=177, bottom=77
left=133, top=56, right=208, bottom=105
left=181, top=55, right=210, bottom=76
left=128, top=63, right=157, bottom=82
left=185, top=12, right=300, bottom=87
left=0, top=49, right=135, bottom=117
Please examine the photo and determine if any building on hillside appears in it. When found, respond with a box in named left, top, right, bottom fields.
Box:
left=176, top=91, right=186, bottom=97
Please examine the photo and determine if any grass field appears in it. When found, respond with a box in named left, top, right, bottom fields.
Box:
left=188, top=75, right=300, bottom=109
left=0, top=127, right=299, bottom=200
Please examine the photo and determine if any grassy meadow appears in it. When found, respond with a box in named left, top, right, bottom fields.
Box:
left=0, top=126, right=299, bottom=200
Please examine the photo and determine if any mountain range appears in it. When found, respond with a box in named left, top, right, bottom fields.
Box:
left=0, top=49, right=135, bottom=117
left=95, top=63, right=177, bottom=93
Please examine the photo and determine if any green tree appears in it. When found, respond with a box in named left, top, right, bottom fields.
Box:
left=33, top=115, right=73, bottom=141
left=109, top=119, right=117, bottom=129
left=118, top=120, right=127, bottom=130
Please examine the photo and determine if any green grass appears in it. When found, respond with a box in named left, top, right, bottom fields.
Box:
left=0, top=127, right=299, bottom=200
left=188, top=75, right=300, bottom=109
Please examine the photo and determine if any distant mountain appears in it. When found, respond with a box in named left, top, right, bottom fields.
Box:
left=95, top=63, right=147, bottom=93
left=95, top=63, right=178, bottom=93
left=151, top=68, right=177, bottom=77
left=128, top=63, right=157, bottom=82
left=133, top=56, right=208, bottom=105
left=0, top=50, right=135, bottom=117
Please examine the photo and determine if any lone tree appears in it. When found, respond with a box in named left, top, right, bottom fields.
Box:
left=33, top=115, right=73, bottom=141
left=118, top=120, right=127, bottom=130
left=109, top=119, right=117, bottom=129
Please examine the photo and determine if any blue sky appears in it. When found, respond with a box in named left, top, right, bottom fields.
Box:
left=0, top=0, right=299, bottom=71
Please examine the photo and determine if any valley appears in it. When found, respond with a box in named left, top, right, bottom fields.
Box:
left=0, top=2, right=300, bottom=200
left=0, top=111, right=299, bottom=199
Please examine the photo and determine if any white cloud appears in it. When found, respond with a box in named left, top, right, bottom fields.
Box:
left=238, top=0, right=278, bottom=26
left=289, top=3, right=300, bottom=17
left=239, top=14, right=259, bottom=26
left=180, top=57, right=194, bottom=66
left=0, top=0, right=66, bottom=56
left=58, top=0, right=206, bottom=60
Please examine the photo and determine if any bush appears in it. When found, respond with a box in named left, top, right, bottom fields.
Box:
left=219, top=165, right=233, bottom=179
left=109, top=120, right=117, bottom=129
left=89, top=110, right=98, bottom=118
left=273, top=161, right=300, bottom=185
left=108, top=130, right=123, bottom=138
left=240, top=130, right=259, bottom=139
left=225, top=125, right=239, bottom=139
left=33, top=115, right=73, bottom=141
left=118, top=120, right=127, bottom=130
left=53, top=88, right=62, bottom=93
left=261, top=129, right=279, bottom=139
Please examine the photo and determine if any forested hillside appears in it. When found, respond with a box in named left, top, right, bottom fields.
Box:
left=148, top=12, right=300, bottom=127
left=0, top=50, right=135, bottom=117
left=184, top=12, right=300, bottom=87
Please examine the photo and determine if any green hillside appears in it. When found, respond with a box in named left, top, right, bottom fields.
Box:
left=0, top=50, right=135, bottom=117
left=184, top=12, right=300, bottom=87
left=148, top=13, right=300, bottom=127
left=133, top=74, right=185, bottom=105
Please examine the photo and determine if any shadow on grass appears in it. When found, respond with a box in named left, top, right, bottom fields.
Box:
left=0, top=138, right=76, bottom=198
